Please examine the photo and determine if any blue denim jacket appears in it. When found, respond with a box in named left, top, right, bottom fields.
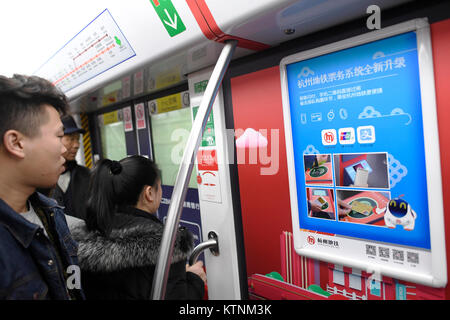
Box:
left=0, top=192, right=85, bottom=300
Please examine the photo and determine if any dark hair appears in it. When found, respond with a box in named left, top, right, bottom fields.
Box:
left=0, top=74, right=68, bottom=146
left=86, top=155, right=161, bottom=236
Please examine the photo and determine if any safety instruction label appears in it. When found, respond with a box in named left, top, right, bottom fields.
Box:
left=192, top=106, right=216, bottom=147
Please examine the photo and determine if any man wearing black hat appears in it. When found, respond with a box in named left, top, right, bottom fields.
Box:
left=49, top=115, right=90, bottom=220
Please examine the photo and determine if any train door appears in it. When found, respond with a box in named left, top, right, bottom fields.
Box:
left=183, top=68, right=244, bottom=300
left=148, top=91, right=205, bottom=264
left=87, top=68, right=244, bottom=299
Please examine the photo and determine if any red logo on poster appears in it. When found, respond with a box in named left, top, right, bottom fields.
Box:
left=307, top=236, right=315, bottom=245
left=321, top=129, right=337, bottom=146
left=324, top=132, right=334, bottom=143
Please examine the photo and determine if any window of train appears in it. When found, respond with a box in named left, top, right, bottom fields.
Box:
left=149, top=93, right=203, bottom=263
left=99, top=110, right=127, bottom=161
left=150, top=107, right=197, bottom=188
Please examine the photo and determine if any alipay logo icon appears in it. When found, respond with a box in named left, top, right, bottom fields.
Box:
left=357, top=125, right=376, bottom=144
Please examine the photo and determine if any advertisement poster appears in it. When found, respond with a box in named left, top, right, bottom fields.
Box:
left=281, top=24, right=446, bottom=286
left=133, top=70, right=144, bottom=95
left=123, top=106, right=133, bottom=132
left=134, top=102, right=146, bottom=129
left=122, top=75, right=131, bottom=99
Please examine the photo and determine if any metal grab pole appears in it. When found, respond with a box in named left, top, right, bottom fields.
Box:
left=151, top=40, right=238, bottom=300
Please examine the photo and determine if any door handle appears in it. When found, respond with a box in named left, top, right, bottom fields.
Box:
left=188, top=231, right=219, bottom=266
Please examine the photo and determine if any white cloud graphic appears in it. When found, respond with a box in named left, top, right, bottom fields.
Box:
left=373, top=51, right=385, bottom=59
left=235, top=128, right=268, bottom=149
left=358, top=106, right=382, bottom=119
left=358, top=106, right=412, bottom=125
left=390, top=107, right=406, bottom=115
left=303, top=144, right=319, bottom=154
left=391, top=107, right=412, bottom=125
left=388, top=153, right=408, bottom=188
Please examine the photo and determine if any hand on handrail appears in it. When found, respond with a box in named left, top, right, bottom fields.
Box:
left=186, top=260, right=207, bottom=283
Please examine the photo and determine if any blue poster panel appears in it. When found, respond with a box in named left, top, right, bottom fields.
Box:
left=282, top=22, right=448, bottom=287
left=285, top=31, right=430, bottom=249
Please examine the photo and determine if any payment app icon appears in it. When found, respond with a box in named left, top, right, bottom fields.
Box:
left=357, top=125, right=376, bottom=144
left=321, top=129, right=337, bottom=146
left=338, top=127, right=355, bottom=145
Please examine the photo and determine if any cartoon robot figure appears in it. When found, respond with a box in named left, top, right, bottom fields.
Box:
left=376, top=198, right=417, bottom=231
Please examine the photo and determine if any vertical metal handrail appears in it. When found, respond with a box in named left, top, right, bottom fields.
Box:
left=151, top=40, right=238, bottom=300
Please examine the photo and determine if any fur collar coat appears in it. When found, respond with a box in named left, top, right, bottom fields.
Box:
left=70, top=207, right=204, bottom=300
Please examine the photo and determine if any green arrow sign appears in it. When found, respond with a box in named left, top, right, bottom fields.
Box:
left=149, top=0, right=186, bottom=37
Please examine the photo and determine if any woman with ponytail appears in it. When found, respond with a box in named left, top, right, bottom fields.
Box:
left=70, top=155, right=206, bottom=299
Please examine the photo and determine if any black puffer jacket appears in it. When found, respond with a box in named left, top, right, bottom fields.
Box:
left=70, top=207, right=204, bottom=300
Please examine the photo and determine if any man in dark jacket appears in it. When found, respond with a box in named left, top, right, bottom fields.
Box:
left=49, top=115, right=90, bottom=220
left=0, top=74, right=84, bottom=300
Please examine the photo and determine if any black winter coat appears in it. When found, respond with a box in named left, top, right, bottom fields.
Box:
left=70, top=207, right=204, bottom=300
left=45, top=161, right=90, bottom=220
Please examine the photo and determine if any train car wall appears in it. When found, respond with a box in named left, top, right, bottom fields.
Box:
left=431, top=18, right=450, bottom=300
left=230, top=17, right=450, bottom=299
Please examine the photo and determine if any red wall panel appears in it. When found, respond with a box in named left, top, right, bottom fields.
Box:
left=231, top=66, right=293, bottom=277
left=431, top=19, right=450, bottom=299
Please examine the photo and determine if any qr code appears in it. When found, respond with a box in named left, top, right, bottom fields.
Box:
left=379, top=247, right=390, bottom=259
left=393, top=249, right=404, bottom=261
left=366, top=245, right=376, bottom=256
left=407, top=252, right=419, bottom=264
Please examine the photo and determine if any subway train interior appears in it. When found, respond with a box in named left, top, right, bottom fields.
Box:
left=2, top=0, right=450, bottom=300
